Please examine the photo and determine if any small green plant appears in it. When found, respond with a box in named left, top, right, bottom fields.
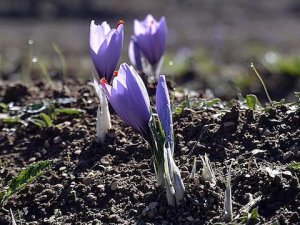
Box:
left=0, top=160, right=51, bottom=205
left=29, top=113, right=53, bottom=128
left=287, top=162, right=300, bottom=172
left=1, top=99, right=84, bottom=128
left=246, top=94, right=260, bottom=110
left=173, top=95, right=190, bottom=116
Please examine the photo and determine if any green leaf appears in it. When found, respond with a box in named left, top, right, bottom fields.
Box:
left=247, top=207, right=259, bottom=220
left=0, top=103, right=8, bottom=112
left=287, top=162, right=300, bottom=172
left=246, top=94, right=259, bottom=110
left=40, top=113, right=53, bottom=127
left=29, top=118, right=47, bottom=127
left=203, top=98, right=220, bottom=107
left=2, top=116, right=21, bottom=124
left=239, top=207, right=260, bottom=224
left=55, top=108, right=84, bottom=115
left=174, top=97, right=190, bottom=116
left=6, top=161, right=51, bottom=198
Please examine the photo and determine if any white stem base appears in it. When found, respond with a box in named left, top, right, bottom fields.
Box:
left=96, top=88, right=111, bottom=143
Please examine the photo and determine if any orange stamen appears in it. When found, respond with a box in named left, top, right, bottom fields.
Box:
left=117, top=19, right=125, bottom=28
left=113, top=71, right=118, bottom=77
left=100, top=77, right=108, bottom=84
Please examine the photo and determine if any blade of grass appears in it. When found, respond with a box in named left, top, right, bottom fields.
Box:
left=52, top=43, right=67, bottom=86
left=250, top=63, right=272, bottom=103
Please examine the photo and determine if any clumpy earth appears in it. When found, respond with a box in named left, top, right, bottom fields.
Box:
left=0, top=80, right=299, bottom=225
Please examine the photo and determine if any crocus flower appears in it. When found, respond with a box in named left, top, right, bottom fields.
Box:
left=90, top=20, right=124, bottom=82
left=156, top=75, right=173, bottom=145
left=133, top=14, right=167, bottom=67
left=128, top=36, right=143, bottom=71
left=101, top=63, right=151, bottom=138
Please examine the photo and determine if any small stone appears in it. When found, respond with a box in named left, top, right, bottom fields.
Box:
left=186, top=216, right=194, bottom=222
left=74, top=150, right=81, bottom=155
left=199, top=191, right=205, bottom=197
left=28, top=157, right=36, bottom=163
left=110, top=181, right=118, bottom=191
left=263, top=129, right=271, bottom=136
left=148, top=202, right=158, bottom=210
left=283, top=151, right=293, bottom=160
left=223, top=121, right=235, bottom=127
left=100, top=155, right=111, bottom=165
left=142, top=207, right=149, bottom=216
left=59, top=166, right=66, bottom=171
left=208, top=197, right=215, bottom=203
left=107, top=130, right=117, bottom=139
left=87, top=193, right=97, bottom=203
left=44, top=140, right=50, bottom=148
left=181, top=171, right=190, bottom=178
left=83, top=177, right=93, bottom=186
left=53, top=136, right=62, bottom=144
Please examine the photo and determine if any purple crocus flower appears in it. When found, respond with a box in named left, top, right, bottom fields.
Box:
left=128, top=36, right=143, bottom=71
left=90, top=20, right=124, bottom=82
left=133, top=14, right=167, bottom=66
left=101, top=63, right=151, bottom=138
left=156, top=75, right=173, bottom=145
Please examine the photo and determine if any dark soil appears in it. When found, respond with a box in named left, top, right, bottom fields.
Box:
left=0, top=80, right=299, bottom=225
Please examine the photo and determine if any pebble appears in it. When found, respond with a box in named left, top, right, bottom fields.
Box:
left=44, top=140, right=50, bottom=148
left=110, top=181, right=118, bottom=191
left=100, top=155, right=111, bottom=165
left=223, top=121, right=235, bottom=127
left=53, top=136, right=62, bottom=144
left=181, top=171, right=190, bottom=178
left=59, top=166, right=66, bottom=171
left=83, top=177, right=93, bottom=186
left=283, top=151, right=293, bottom=160
left=87, top=193, right=97, bottom=202
left=148, top=202, right=158, bottom=210
left=74, top=150, right=81, bottom=155
left=186, top=216, right=194, bottom=222
left=142, top=207, right=149, bottom=216
left=107, top=130, right=117, bottom=138
left=28, top=157, right=36, bottom=163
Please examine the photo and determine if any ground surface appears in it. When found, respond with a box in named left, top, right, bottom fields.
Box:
left=0, top=80, right=299, bottom=225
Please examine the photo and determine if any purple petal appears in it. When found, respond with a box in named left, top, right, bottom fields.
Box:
left=128, top=36, right=143, bottom=71
left=156, top=75, right=172, bottom=143
left=101, top=63, right=151, bottom=137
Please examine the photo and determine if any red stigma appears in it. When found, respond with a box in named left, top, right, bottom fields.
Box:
left=100, top=78, right=108, bottom=84
left=117, top=19, right=125, bottom=28
left=113, top=71, right=118, bottom=77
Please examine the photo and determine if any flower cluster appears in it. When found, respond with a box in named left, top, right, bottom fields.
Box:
left=89, top=16, right=183, bottom=206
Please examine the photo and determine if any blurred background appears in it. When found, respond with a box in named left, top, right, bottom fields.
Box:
left=1, top=0, right=300, bottom=101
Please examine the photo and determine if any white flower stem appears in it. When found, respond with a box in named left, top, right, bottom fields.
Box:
left=96, top=87, right=111, bottom=143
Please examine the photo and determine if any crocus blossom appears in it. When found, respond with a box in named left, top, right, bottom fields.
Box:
left=156, top=75, right=173, bottom=145
left=133, top=14, right=167, bottom=67
left=90, top=20, right=124, bottom=82
left=101, top=63, right=151, bottom=138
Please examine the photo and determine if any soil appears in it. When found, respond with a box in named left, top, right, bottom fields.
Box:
left=0, top=80, right=299, bottom=225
